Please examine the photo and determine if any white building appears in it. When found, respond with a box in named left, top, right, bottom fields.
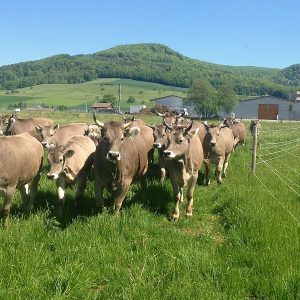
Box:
left=233, top=95, right=300, bottom=120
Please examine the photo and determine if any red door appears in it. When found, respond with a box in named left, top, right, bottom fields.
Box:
left=258, top=104, right=278, bottom=120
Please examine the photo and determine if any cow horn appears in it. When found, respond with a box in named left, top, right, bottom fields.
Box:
left=230, top=112, right=235, bottom=119
left=163, top=119, right=172, bottom=131
left=184, top=122, right=193, bottom=134
left=122, top=121, right=133, bottom=130
left=154, top=110, right=166, bottom=117
left=176, top=112, right=185, bottom=119
left=93, top=113, right=104, bottom=128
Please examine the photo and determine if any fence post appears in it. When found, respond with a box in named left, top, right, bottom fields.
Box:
left=251, top=125, right=258, bottom=173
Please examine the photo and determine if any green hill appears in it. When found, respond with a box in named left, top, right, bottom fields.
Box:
left=0, top=43, right=299, bottom=98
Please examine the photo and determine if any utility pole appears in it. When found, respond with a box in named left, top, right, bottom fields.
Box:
left=118, top=84, right=121, bottom=114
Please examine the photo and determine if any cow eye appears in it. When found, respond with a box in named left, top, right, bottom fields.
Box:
left=121, top=136, right=124, bottom=141
left=162, top=133, right=165, bottom=137
left=59, top=158, right=63, bottom=163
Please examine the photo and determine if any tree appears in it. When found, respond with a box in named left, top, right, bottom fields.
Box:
left=127, top=96, right=136, bottom=103
left=102, top=94, right=117, bottom=107
left=217, top=81, right=237, bottom=113
left=186, top=79, right=218, bottom=118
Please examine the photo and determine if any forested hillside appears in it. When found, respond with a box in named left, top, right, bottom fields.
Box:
left=0, top=43, right=299, bottom=98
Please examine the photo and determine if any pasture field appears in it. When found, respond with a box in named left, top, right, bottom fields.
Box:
left=0, top=78, right=186, bottom=111
left=1, top=113, right=300, bottom=299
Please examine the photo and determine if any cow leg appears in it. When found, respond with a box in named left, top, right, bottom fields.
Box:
left=27, top=169, right=41, bottom=213
left=159, top=155, right=166, bottom=182
left=114, top=181, right=131, bottom=216
left=233, top=137, right=239, bottom=149
left=56, top=177, right=65, bottom=218
left=186, top=173, right=198, bottom=217
left=204, top=159, right=210, bottom=185
left=94, top=175, right=105, bottom=213
left=170, top=176, right=181, bottom=220
left=19, top=184, right=30, bottom=212
left=1, top=186, right=15, bottom=227
left=74, top=173, right=87, bottom=207
left=222, top=153, right=231, bottom=178
left=216, top=157, right=225, bottom=184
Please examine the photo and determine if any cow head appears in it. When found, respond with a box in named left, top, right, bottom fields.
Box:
left=163, top=122, right=199, bottom=160
left=0, top=114, right=16, bottom=135
left=47, top=145, right=75, bottom=180
left=203, top=122, right=226, bottom=148
left=152, top=124, right=170, bottom=150
left=94, top=114, right=140, bottom=162
left=36, top=124, right=59, bottom=148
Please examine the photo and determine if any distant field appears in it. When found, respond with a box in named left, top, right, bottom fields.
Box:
left=0, top=78, right=186, bottom=111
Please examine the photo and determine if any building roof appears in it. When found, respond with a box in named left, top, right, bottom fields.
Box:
left=150, top=95, right=184, bottom=102
left=239, top=95, right=293, bottom=103
left=92, top=102, right=113, bottom=109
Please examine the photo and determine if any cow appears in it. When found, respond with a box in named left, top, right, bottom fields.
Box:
left=46, top=135, right=96, bottom=213
left=155, top=110, right=186, bottom=125
left=93, top=116, right=151, bottom=215
left=223, top=117, right=247, bottom=148
left=162, top=122, right=204, bottom=220
left=0, top=114, right=54, bottom=142
left=0, top=132, right=44, bottom=227
left=85, top=124, right=102, bottom=146
left=123, top=116, right=145, bottom=127
left=36, top=123, right=89, bottom=148
left=250, top=119, right=261, bottom=136
left=203, top=123, right=234, bottom=184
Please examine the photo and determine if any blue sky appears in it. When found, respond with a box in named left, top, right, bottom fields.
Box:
left=0, top=0, right=299, bottom=68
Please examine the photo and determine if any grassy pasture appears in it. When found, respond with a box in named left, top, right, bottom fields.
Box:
left=1, top=113, right=300, bottom=299
left=0, top=78, right=186, bottom=111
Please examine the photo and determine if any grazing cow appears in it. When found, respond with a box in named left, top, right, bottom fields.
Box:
left=36, top=123, right=89, bottom=148
left=223, top=117, right=247, bottom=147
left=162, top=122, right=204, bottom=220
left=250, top=119, right=261, bottom=136
left=93, top=116, right=150, bottom=215
left=47, top=135, right=96, bottom=211
left=0, top=115, right=54, bottom=142
left=0, top=133, right=44, bottom=227
left=203, top=123, right=234, bottom=184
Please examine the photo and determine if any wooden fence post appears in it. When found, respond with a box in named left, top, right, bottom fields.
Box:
left=251, top=125, right=258, bottom=173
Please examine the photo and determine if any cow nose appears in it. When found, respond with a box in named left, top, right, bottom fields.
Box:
left=47, top=173, right=55, bottom=179
left=210, top=141, right=216, bottom=147
left=153, top=143, right=161, bottom=149
left=163, top=150, right=171, bottom=158
left=108, top=151, right=120, bottom=160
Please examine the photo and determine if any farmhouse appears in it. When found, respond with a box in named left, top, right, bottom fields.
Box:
left=150, top=95, right=198, bottom=117
left=233, top=95, right=300, bottom=120
left=92, top=102, right=115, bottom=113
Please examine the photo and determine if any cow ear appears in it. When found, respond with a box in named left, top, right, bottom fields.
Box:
left=53, top=124, right=60, bottom=131
left=128, top=127, right=140, bottom=138
left=186, top=128, right=199, bottom=139
left=64, top=149, right=75, bottom=158
left=35, top=124, right=43, bottom=133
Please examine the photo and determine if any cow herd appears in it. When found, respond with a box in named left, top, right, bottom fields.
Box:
left=0, top=113, right=260, bottom=227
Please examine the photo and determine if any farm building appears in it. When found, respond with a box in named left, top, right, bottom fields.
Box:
left=92, top=102, right=115, bottom=113
left=150, top=95, right=198, bottom=118
left=233, top=95, right=300, bottom=120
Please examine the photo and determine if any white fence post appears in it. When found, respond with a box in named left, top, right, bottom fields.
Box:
left=251, top=125, right=258, bottom=173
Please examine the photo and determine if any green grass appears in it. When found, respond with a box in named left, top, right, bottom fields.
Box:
left=0, top=78, right=186, bottom=111
left=1, top=115, right=300, bottom=299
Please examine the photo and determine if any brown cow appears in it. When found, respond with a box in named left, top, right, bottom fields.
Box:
left=0, top=133, right=44, bottom=227
left=223, top=117, right=247, bottom=148
left=203, top=123, right=234, bottom=184
left=0, top=115, right=54, bottom=142
left=155, top=110, right=186, bottom=125
left=36, top=123, right=89, bottom=148
left=93, top=117, right=150, bottom=215
left=250, top=119, right=261, bottom=136
left=162, top=122, right=204, bottom=220
left=47, top=135, right=96, bottom=211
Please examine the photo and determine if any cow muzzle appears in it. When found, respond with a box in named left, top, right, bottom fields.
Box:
left=47, top=173, right=59, bottom=180
left=210, top=141, right=217, bottom=147
left=153, top=143, right=162, bottom=149
left=107, top=151, right=121, bottom=161
left=163, top=150, right=175, bottom=159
